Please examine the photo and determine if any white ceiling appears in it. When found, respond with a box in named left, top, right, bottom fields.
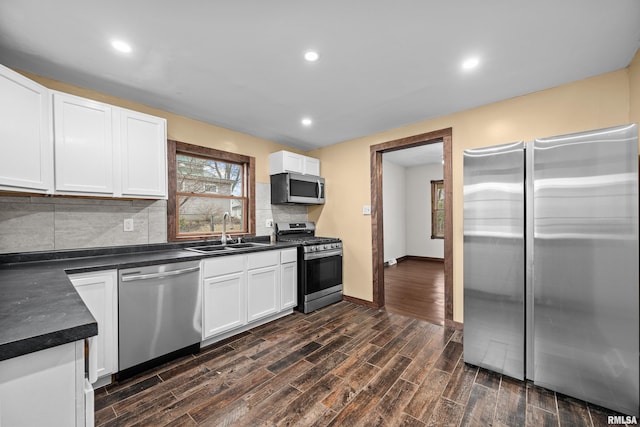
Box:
left=1, top=1, right=639, bottom=152
left=384, top=142, right=443, bottom=167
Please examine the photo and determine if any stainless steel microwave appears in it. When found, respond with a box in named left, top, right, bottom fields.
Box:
left=270, top=173, right=325, bottom=205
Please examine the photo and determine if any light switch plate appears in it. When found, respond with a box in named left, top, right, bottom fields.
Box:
left=362, top=205, right=371, bottom=215
left=123, top=218, right=134, bottom=232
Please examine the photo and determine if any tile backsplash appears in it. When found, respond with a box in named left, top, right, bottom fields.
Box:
left=0, top=183, right=307, bottom=254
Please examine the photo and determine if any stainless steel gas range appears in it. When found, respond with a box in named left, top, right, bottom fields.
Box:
left=276, top=222, right=343, bottom=314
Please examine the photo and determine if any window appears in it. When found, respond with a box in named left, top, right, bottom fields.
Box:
left=168, top=140, right=255, bottom=240
left=431, top=180, right=445, bottom=239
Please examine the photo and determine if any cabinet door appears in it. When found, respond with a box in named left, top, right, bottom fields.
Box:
left=247, top=265, right=280, bottom=322
left=118, top=108, right=167, bottom=198
left=203, top=271, right=247, bottom=338
left=69, top=270, right=118, bottom=380
left=303, top=156, right=320, bottom=176
left=53, top=92, right=114, bottom=195
left=0, top=64, right=53, bottom=193
left=0, top=341, right=83, bottom=427
left=270, top=150, right=304, bottom=175
left=281, top=261, right=297, bottom=310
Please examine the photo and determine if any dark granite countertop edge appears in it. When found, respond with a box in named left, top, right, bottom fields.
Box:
left=0, top=239, right=300, bottom=362
left=0, top=323, right=98, bottom=362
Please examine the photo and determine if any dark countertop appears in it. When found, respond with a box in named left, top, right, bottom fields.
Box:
left=0, top=240, right=299, bottom=362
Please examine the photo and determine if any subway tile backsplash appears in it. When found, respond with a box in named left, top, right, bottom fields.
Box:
left=0, top=183, right=306, bottom=254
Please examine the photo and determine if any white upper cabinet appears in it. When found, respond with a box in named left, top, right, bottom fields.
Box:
left=303, top=156, right=320, bottom=176
left=52, top=91, right=167, bottom=199
left=118, top=108, right=167, bottom=198
left=0, top=64, right=53, bottom=193
left=269, top=150, right=320, bottom=176
left=0, top=65, right=167, bottom=199
left=53, top=91, right=114, bottom=195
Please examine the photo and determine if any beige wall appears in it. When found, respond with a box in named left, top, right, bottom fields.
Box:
left=309, top=54, right=638, bottom=323
left=20, top=71, right=299, bottom=183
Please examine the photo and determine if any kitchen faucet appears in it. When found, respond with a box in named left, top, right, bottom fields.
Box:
left=221, top=212, right=230, bottom=244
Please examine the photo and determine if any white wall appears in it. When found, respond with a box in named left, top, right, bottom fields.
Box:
left=382, top=160, right=444, bottom=262
left=382, top=159, right=406, bottom=262
left=406, top=163, right=444, bottom=258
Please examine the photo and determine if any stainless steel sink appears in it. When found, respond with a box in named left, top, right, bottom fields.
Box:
left=185, top=242, right=270, bottom=254
left=185, top=245, right=226, bottom=254
left=226, top=242, right=270, bottom=249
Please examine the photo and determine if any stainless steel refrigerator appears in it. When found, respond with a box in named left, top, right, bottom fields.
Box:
left=463, top=124, right=639, bottom=415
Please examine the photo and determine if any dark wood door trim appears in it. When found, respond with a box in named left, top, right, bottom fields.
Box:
left=370, top=127, right=454, bottom=322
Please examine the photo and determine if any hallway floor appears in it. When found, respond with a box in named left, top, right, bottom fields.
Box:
left=384, top=259, right=445, bottom=325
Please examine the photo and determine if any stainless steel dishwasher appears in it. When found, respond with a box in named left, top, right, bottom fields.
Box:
left=117, top=260, right=201, bottom=380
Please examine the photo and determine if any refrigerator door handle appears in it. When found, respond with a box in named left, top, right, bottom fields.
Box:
left=525, top=141, right=535, bottom=381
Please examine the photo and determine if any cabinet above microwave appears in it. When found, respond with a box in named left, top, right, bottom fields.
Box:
left=269, top=150, right=320, bottom=176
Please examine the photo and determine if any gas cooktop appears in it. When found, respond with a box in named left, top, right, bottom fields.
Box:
left=275, top=222, right=341, bottom=246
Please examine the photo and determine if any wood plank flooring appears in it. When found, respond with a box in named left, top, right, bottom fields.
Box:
left=384, top=259, right=444, bottom=325
left=95, top=301, right=623, bottom=426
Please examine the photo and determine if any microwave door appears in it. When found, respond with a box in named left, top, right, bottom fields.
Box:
left=289, top=175, right=325, bottom=204
left=270, top=173, right=325, bottom=205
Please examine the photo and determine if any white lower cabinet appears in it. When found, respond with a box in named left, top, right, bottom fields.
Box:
left=280, top=248, right=298, bottom=310
left=247, top=251, right=280, bottom=322
left=68, top=270, right=118, bottom=381
left=202, top=255, right=247, bottom=339
left=0, top=340, right=89, bottom=426
left=202, top=248, right=298, bottom=342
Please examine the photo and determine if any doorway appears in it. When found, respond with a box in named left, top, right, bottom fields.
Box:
left=370, top=128, right=453, bottom=326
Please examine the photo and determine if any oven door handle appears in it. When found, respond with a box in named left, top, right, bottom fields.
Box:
left=304, top=249, right=343, bottom=260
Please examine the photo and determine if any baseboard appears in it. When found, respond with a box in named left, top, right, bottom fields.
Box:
left=445, top=319, right=463, bottom=330
left=406, top=255, right=444, bottom=263
left=342, top=295, right=380, bottom=308
left=384, top=256, right=444, bottom=267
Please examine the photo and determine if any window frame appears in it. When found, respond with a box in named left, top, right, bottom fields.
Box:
left=431, top=179, right=445, bottom=239
left=167, top=140, right=255, bottom=241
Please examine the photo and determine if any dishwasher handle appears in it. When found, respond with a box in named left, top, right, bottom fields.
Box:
left=121, top=266, right=200, bottom=282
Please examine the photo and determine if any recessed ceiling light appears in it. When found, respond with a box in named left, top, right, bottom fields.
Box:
left=111, top=40, right=132, bottom=53
left=462, top=57, right=480, bottom=70
left=301, top=117, right=313, bottom=126
left=304, top=51, right=319, bottom=62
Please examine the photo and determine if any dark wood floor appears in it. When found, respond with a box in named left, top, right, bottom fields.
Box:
left=384, top=259, right=444, bottom=325
left=95, top=301, right=619, bottom=426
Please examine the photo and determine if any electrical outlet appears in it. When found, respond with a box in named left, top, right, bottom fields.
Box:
left=266, top=219, right=274, bottom=228
left=123, top=218, right=134, bottom=232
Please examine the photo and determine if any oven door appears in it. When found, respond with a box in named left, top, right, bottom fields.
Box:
left=302, top=249, right=343, bottom=299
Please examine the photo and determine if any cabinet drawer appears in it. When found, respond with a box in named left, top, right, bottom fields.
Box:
left=248, top=251, right=280, bottom=270
left=281, top=248, right=298, bottom=264
left=203, top=255, right=245, bottom=278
